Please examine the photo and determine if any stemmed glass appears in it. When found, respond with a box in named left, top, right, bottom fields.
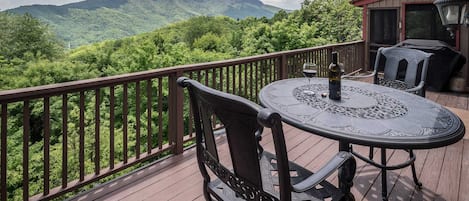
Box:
left=302, top=63, right=317, bottom=95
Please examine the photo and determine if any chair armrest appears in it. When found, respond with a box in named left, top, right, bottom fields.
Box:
left=292, top=151, right=353, bottom=192
left=341, top=71, right=375, bottom=79
left=404, top=81, right=424, bottom=93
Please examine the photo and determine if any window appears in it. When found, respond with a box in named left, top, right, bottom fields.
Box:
left=405, top=4, right=455, bottom=46
left=370, top=10, right=398, bottom=45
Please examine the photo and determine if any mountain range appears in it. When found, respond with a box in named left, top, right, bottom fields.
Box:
left=6, top=0, right=280, bottom=47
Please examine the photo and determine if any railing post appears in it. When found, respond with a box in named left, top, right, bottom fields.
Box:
left=327, top=48, right=333, bottom=66
left=279, top=54, right=288, bottom=79
left=169, top=72, right=184, bottom=154
left=1, top=104, right=6, bottom=201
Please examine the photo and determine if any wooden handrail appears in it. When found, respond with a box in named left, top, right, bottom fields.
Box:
left=0, top=41, right=364, bottom=103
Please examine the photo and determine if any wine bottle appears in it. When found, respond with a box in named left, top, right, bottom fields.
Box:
left=328, top=52, right=341, bottom=100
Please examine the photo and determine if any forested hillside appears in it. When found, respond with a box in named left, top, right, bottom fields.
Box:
left=6, top=0, right=280, bottom=47
left=0, top=0, right=362, bottom=199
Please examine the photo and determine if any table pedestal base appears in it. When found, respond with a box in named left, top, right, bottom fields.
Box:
left=351, top=147, right=422, bottom=200
left=339, top=142, right=356, bottom=201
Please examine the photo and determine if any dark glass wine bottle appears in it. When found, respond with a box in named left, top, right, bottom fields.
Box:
left=328, top=52, right=341, bottom=100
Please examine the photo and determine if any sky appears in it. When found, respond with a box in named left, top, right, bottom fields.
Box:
left=0, top=0, right=302, bottom=11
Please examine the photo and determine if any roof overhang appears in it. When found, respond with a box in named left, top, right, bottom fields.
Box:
left=351, top=0, right=381, bottom=7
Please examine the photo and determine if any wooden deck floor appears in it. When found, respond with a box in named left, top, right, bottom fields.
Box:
left=71, top=90, right=469, bottom=201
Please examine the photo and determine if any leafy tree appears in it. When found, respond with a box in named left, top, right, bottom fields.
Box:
left=291, top=0, right=362, bottom=43
left=0, top=13, right=63, bottom=61
left=270, top=9, right=289, bottom=23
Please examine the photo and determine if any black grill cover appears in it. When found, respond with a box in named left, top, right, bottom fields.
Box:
left=395, top=39, right=466, bottom=91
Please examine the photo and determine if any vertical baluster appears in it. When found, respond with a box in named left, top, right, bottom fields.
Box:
left=158, top=78, right=163, bottom=149
left=62, top=94, right=68, bottom=188
left=212, top=68, right=216, bottom=89
left=136, top=82, right=141, bottom=158
left=197, top=71, right=202, bottom=83
left=312, top=50, right=316, bottom=77
left=271, top=58, right=280, bottom=82
left=147, top=80, right=152, bottom=154
left=319, top=50, right=324, bottom=76
left=224, top=66, right=229, bottom=92
left=238, top=65, right=242, bottom=96
left=260, top=61, right=263, bottom=91
left=110, top=86, right=115, bottom=169
left=44, top=97, right=50, bottom=195
left=79, top=92, right=85, bottom=181
left=1, top=104, right=7, bottom=201
left=188, top=73, right=194, bottom=138
left=250, top=63, right=253, bottom=99
left=264, top=60, right=267, bottom=85
left=244, top=63, right=248, bottom=97
left=269, top=59, right=273, bottom=83
left=217, top=67, right=224, bottom=91
left=23, top=101, right=30, bottom=200
left=255, top=61, right=260, bottom=97
left=95, top=89, right=100, bottom=174
left=231, top=66, right=236, bottom=94
left=204, top=70, right=209, bottom=86
left=123, top=84, right=128, bottom=163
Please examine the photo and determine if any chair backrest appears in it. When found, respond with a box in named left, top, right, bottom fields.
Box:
left=178, top=77, right=291, bottom=200
left=373, top=46, right=432, bottom=88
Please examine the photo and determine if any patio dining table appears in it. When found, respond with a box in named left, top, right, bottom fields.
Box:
left=258, top=78, right=465, bottom=200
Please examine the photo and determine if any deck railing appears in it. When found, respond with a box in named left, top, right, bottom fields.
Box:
left=0, top=41, right=364, bottom=200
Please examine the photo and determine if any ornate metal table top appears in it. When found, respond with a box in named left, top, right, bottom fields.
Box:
left=259, top=78, right=465, bottom=149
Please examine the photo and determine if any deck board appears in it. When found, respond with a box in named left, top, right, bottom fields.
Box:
left=410, top=147, right=446, bottom=200
left=459, top=140, right=469, bottom=201
left=435, top=140, right=464, bottom=201
left=70, top=91, right=469, bottom=201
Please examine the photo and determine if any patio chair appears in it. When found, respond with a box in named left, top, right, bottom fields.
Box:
left=343, top=46, right=433, bottom=195
left=343, top=46, right=433, bottom=97
left=178, top=77, right=356, bottom=201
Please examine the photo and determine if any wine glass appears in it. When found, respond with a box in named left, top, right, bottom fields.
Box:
left=303, top=63, right=317, bottom=82
left=302, top=63, right=317, bottom=95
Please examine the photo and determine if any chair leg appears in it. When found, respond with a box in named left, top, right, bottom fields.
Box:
left=369, top=146, right=374, bottom=159
left=381, top=148, right=388, bottom=201
left=409, top=150, right=422, bottom=188
left=203, top=181, right=213, bottom=201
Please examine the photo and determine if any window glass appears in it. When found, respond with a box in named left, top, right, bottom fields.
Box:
left=405, top=4, right=455, bottom=46
left=370, top=10, right=397, bottom=45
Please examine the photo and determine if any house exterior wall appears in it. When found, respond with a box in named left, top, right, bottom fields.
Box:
left=358, top=0, right=469, bottom=90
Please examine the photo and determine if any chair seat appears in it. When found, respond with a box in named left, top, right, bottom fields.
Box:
left=208, top=152, right=343, bottom=201
left=376, top=78, right=413, bottom=91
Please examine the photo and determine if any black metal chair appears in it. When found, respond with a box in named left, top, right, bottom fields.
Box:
left=344, top=46, right=433, bottom=97
left=178, top=77, right=356, bottom=201
left=343, top=46, right=433, bottom=200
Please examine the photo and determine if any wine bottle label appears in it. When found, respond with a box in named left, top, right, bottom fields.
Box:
left=329, top=80, right=341, bottom=100
left=328, top=51, right=341, bottom=100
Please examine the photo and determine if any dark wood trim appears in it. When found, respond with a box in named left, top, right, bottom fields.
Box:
left=363, top=5, right=368, bottom=40
left=352, top=0, right=380, bottom=7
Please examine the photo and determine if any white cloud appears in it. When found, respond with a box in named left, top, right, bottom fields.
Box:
left=0, top=0, right=302, bottom=11
left=0, top=0, right=84, bottom=11
left=260, top=0, right=302, bottom=10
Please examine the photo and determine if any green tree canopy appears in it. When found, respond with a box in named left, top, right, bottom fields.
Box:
left=0, top=13, right=63, bottom=61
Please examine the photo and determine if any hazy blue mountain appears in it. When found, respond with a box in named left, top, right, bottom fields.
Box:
left=6, top=0, right=280, bottom=47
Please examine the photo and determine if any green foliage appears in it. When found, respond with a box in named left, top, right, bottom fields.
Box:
left=291, top=0, right=362, bottom=43
left=6, top=0, right=280, bottom=47
left=0, top=13, right=63, bottom=61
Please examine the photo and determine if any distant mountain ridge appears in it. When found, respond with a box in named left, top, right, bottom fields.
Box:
left=6, top=0, right=280, bottom=47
